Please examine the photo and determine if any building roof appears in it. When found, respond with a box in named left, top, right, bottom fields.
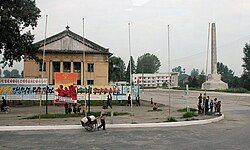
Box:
left=34, top=26, right=112, bottom=56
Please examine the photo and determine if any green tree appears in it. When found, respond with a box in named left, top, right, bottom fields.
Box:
left=172, top=66, right=187, bottom=87
left=172, top=66, right=185, bottom=74
left=136, top=53, right=161, bottom=73
left=3, top=69, right=21, bottom=78
left=3, top=70, right=11, bottom=78
left=191, top=68, right=199, bottom=78
left=10, top=69, right=21, bottom=78
left=241, top=43, right=250, bottom=90
left=197, top=70, right=206, bottom=88
left=125, top=56, right=136, bottom=83
left=217, top=62, right=236, bottom=88
left=109, top=56, right=126, bottom=82
left=0, top=0, right=41, bottom=67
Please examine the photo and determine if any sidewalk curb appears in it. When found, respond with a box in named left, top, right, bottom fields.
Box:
left=0, top=114, right=224, bottom=131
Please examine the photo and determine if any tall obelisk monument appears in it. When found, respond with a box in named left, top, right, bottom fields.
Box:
left=202, top=23, right=228, bottom=90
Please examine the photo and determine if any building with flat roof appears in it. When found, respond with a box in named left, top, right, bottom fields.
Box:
left=23, top=26, right=112, bottom=85
left=133, top=73, right=179, bottom=88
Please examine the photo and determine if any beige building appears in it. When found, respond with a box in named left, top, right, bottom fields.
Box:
left=24, top=26, right=112, bottom=85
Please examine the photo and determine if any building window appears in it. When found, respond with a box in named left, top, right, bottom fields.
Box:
left=39, top=62, right=46, bottom=71
left=88, top=63, right=94, bottom=72
left=77, top=80, right=81, bottom=85
left=74, top=62, right=81, bottom=73
left=63, top=62, right=71, bottom=72
left=53, top=62, right=60, bottom=72
left=87, top=80, right=94, bottom=85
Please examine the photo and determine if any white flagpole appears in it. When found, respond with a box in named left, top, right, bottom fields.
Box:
left=82, top=18, right=87, bottom=117
left=128, top=22, right=133, bottom=122
left=167, top=25, right=171, bottom=117
left=39, top=14, right=48, bottom=123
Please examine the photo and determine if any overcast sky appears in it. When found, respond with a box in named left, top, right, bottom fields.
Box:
left=3, top=0, right=250, bottom=76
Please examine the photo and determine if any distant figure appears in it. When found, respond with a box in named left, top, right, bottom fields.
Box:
left=198, top=93, right=203, bottom=114
left=1, top=97, right=7, bottom=112
left=217, top=101, right=222, bottom=115
left=153, top=103, right=158, bottom=110
left=128, top=94, right=131, bottom=106
left=150, top=98, right=153, bottom=105
left=214, top=98, right=218, bottom=113
left=73, top=104, right=77, bottom=114
left=136, top=95, right=140, bottom=106
left=68, top=104, right=72, bottom=114
left=210, top=100, right=214, bottom=113
left=97, top=106, right=108, bottom=130
left=106, top=92, right=112, bottom=109
left=202, top=93, right=206, bottom=114
left=205, top=96, right=209, bottom=114
left=64, top=103, right=69, bottom=114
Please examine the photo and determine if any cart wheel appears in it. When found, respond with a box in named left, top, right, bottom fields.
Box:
left=85, top=124, right=94, bottom=132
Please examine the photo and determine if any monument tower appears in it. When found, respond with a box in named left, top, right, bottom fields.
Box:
left=202, top=23, right=228, bottom=90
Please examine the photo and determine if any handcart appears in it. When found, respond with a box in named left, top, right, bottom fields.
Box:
left=81, top=115, right=98, bottom=132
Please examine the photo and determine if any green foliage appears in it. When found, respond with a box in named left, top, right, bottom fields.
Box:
left=183, top=111, right=198, bottom=118
left=0, top=0, right=41, bottom=67
left=90, top=100, right=128, bottom=106
left=191, top=68, right=199, bottom=78
left=177, top=107, right=197, bottom=112
left=162, top=82, right=167, bottom=89
left=242, top=43, right=250, bottom=90
left=217, top=62, right=238, bottom=88
left=164, top=117, right=177, bottom=122
left=3, top=69, right=21, bottom=78
left=215, top=88, right=248, bottom=93
left=109, top=56, right=126, bottom=82
left=148, top=109, right=163, bottom=112
left=23, top=111, right=129, bottom=119
left=172, top=66, right=185, bottom=74
left=136, top=53, right=161, bottom=73
left=125, top=56, right=136, bottom=83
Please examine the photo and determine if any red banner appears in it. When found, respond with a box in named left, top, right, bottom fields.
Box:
left=54, top=73, right=77, bottom=103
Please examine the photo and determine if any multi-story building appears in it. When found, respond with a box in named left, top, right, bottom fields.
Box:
left=133, top=73, right=179, bottom=88
left=24, top=26, right=112, bottom=85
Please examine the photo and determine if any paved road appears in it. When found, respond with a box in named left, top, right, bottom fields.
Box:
left=0, top=90, right=250, bottom=150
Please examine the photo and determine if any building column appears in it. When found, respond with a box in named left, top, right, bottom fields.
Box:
left=81, top=61, right=84, bottom=85
left=70, top=62, right=74, bottom=73
left=49, top=61, right=53, bottom=84
left=60, top=61, right=63, bottom=73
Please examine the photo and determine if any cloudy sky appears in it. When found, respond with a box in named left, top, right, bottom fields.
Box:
left=4, top=0, right=250, bottom=76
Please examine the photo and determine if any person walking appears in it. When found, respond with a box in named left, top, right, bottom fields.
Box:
left=214, top=98, right=218, bottom=113
left=128, top=94, right=131, bottom=106
left=97, top=106, right=108, bottom=130
left=64, top=103, right=69, bottom=114
left=136, top=95, right=140, bottom=106
left=106, top=92, right=112, bottom=109
left=205, top=96, right=209, bottom=114
left=1, top=97, right=7, bottom=112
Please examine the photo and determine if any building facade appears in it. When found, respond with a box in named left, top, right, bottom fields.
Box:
left=24, top=26, right=112, bottom=86
left=133, top=73, right=179, bottom=88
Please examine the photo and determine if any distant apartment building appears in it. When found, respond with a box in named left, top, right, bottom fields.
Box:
left=133, top=73, right=179, bottom=88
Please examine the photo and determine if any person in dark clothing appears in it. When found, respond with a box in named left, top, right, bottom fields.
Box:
left=68, top=104, right=72, bottom=114
left=150, top=98, right=153, bottom=105
left=217, top=101, right=222, bottom=115
left=128, top=94, right=131, bottom=106
left=205, top=96, right=209, bottom=115
left=136, top=95, right=140, bottom=106
left=210, top=100, right=214, bottom=113
left=1, top=97, right=7, bottom=112
left=64, top=103, right=69, bottom=114
left=97, top=106, right=108, bottom=130
left=198, top=93, right=202, bottom=114
left=106, top=92, right=112, bottom=109
left=73, top=104, right=77, bottom=114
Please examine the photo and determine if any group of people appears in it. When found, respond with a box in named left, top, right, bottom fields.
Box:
left=127, top=94, right=141, bottom=107
left=197, top=93, right=222, bottom=115
left=64, top=103, right=82, bottom=114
